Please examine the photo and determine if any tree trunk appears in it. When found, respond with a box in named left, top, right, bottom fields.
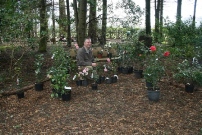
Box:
left=101, top=0, right=107, bottom=45
left=88, top=0, right=97, bottom=44
left=154, top=0, right=160, bottom=42
left=193, top=0, right=197, bottom=27
left=159, top=0, right=163, bottom=41
left=73, top=0, right=79, bottom=42
left=39, top=0, right=48, bottom=52
left=34, top=9, right=38, bottom=38
left=66, top=0, right=71, bottom=47
left=52, top=0, right=56, bottom=44
left=77, top=0, right=87, bottom=47
left=59, top=0, right=67, bottom=36
left=175, top=0, right=182, bottom=46
left=145, top=0, right=151, bottom=35
left=176, top=0, right=182, bottom=22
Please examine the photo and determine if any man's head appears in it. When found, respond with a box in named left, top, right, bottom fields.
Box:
left=84, top=38, right=92, bottom=49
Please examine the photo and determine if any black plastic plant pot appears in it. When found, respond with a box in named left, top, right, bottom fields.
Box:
left=134, top=70, right=143, bottom=79
left=128, top=66, right=134, bottom=74
left=147, top=87, right=160, bottom=102
left=91, top=83, right=98, bottom=90
left=17, top=92, right=25, bottom=99
left=112, top=76, right=117, bottom=83
left=105, top=78, right=112, bottom=84
left=76, top=80, right=82, bottom=86
left=82, top=80, right=88, bottom=86
left=35, top=83, right=44, bottom=91
left=62, top=91, right=71, bottom=101
left=96, top=78, right=102, bottom=84
left=117, top=67, right=123, bottom=73
left=100, top=76, right=106, bottom=83
left=185, top=83, right=194, bottom=93
left=122, top=67, right=129, bottom=74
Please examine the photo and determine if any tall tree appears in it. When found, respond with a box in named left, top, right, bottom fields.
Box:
left=66, top=0, right=71, bottom=47
left=145, top=0, right=151, bottom=35
left=33, top=8, right=38, bottom=38
left=73, top=0, right=79, bottom=41
left=101, top=0, right=107, bottom=45
left=88, top=0, right=97, bottom=44
left=175, top=0, right=182, bottom=46
left=77, top=0, right=87, bottom=47
left=59, top=0, right=67, bottom=36
left=154, top=0, right=160, bottom=42
left=52, top=0, right=56, bottom=44
left=159, top=0, right=163, bottom=40
left=192, top=0, right=197, bottom=27
left=176, top=0, right=182, bottom=22
left=39, top=0, right=48, bottom=52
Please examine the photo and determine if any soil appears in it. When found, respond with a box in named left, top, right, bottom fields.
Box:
left=0, top=42, right=202, bottom=134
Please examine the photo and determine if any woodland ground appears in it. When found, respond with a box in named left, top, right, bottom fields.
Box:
left=0, top=40, right=201, bottom=134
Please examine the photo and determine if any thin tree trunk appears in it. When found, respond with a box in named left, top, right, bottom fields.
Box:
left=73, top=0, right=78, bottom=41
left=145, top=0, right=151, bottom=35
left=154, top=0, right=160, bottom=42
left=175, top=0, right=182, bottom=46
left=193, top=0, right=197, bottom=27
left=101, top=0, right=107, bottom=45
left=159, top=0, right=163, bottom=40
left=66, top=0, right=71, bottom=47
left=52, top=0, right=56, bottom=44
left=34, top=9, right=38, bottom=38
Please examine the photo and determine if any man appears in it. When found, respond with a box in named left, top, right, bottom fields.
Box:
left=76, top=38, right=97, bottom=68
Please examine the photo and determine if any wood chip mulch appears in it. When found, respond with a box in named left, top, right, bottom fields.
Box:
left=0, top=73, right=201, bottom=134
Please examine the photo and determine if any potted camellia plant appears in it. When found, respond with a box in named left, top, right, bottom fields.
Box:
left=173, top=58, right=202, bottom=93
left=95, top=64, right=105, bottom=84
left=90, top=68, right=99, bottom=90
left=105, top=58, right=118, bottom=83
left=73, top=66, right=90, bottom=86
left=130, top=40, right=148, bottom=79
left=118, top=44, right=133, bottom=74
left=80, top=67, right=90, bottom=86
left=50, top=67, right=71, bottom=100
left=143, top=45, right=170, bottom=101
left=72, top=71, right=83, bottom=86
left=34, top=54, right=44, bottom=91
left=48, top=45, right=72, bottom=101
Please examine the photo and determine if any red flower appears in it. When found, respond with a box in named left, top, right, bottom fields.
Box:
left=150, top=46, right=156, bottom=52
left=164, top=51, right=170, bottom=57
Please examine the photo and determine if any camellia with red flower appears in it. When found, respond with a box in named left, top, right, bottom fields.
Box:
left=163, top=51, right=170, bottom=57
left=143, top=45, right=171, bottom=88
left=150, top=46, right=156, bottom=52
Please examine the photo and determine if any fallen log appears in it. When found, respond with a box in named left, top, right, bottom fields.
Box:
left=0, top=78, right=50, bottom=97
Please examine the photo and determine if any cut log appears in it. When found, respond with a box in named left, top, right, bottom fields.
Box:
left=0, top=78, right=50, bottom=97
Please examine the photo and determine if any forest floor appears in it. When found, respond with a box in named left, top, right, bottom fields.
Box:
left=0, top=41, right=202, bottom=134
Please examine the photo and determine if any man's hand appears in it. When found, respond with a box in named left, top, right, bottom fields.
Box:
left=92, top=63, right=97, bottom=67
